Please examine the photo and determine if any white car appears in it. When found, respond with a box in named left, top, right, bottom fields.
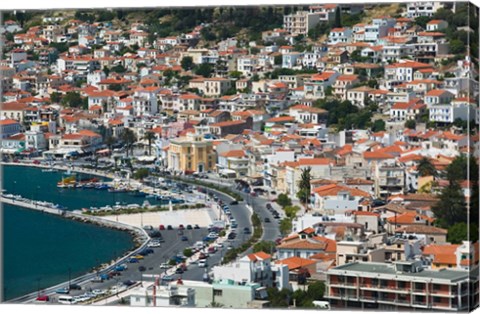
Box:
left=148, top=241, right=161, bottom=248
left=92, top=289, right=106, bottom=297
left=159, top=263, right=170, bottom=269
left=207, top=232, right=218, bottom=239
left=198, top=260, right=208, bottom=268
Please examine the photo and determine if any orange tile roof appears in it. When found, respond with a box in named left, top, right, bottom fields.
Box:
left=267, top=116, right=296, bottom=123
left=276, top=256, right=317, bottom=270
left=313, top=184, right=370, bottom=198
left=425, top=89, right=451, bottom=97
left=387, top=211, right=434, bottom=224
left=363, top=151, right=395, bottom=160
left=210, top=120, right=246, bottom=127
left=220, top=150, right=246, bottom=158
left=247, top=251, right=272, bottom=261
left=0, top=119, right=20, bottom=125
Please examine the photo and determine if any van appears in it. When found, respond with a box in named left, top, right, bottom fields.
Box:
left=313, top=301, right=330, bottom=309
left=58, top=295, right=76, bottom=305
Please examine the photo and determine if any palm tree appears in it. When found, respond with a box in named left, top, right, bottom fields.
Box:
left=417, top=157, right=437, bottom=177
left=121, top=128, right=136, bottom=157
left=297, top=167, right=312, bottom=206
left=143, top=131, right=155, bottom=156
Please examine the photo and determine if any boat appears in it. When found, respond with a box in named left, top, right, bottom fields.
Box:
left=95, top=184, right=109, bottom=190
left=57, top=175, right=76, bottom=188
left=108, top=188, right=128, bottom=193
left=130, top=191, right=147, bottom=197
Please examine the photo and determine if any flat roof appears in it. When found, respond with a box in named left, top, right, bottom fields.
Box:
left=332, top=262, right=470, bottom=282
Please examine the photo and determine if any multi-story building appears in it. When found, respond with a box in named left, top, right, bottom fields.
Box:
left=326, top=260, right=476, bottom=311
left=283, top=11, right=324, bottom=37
left=212, top=252, right=290, bottom=290
left=405, top=2, right=444, bottom=18
left=167, top=131, right=216, bottom=173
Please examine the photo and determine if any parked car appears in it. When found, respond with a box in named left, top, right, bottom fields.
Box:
left=264, top=217, right=271, bottom=223
left=198, top=260, right=208, bottom=268
left=160, top=263, right=170, bottom=269
left=175, top=267, right=184, bottom=274
left=69, top=283, right=82, bottom=290
left=181, top=236, right=188, bottom=241
left=122, top=280, right=136, bottom=287
left=178, top=224, right=185, bottom=230
left=36, top=295, right=50, bottom=302
left=129, top=257, right=139, bottom=263
left=186, top=224, right=193, bottom=230
left=138, top=266, right=146, bottom=272
left=159, top=224, right=165, bottom=230
left=167, top=225, right=173, bottom=230
left=193, top=224, right=200, bottom=229
left=243, top=228, right=251, bottom=234
left=230, top=200, right=239, bottom=205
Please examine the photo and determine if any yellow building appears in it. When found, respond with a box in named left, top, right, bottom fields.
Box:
left=167, top=132, right=215, bottom=173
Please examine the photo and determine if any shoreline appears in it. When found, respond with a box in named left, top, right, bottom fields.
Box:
left=1, top=162, right=150, bottom=303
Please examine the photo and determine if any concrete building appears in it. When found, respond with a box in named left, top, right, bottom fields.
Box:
left=326, top=260, right=476, bottom=311
left=129, top=283, right=195, bottom=307
left=167, top=131, right=216, bottom=173
left=283, top=11, right=324, bottom=37
left=212, top=252, right=290, bottom=290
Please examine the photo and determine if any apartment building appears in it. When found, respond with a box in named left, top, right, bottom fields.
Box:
left=326, top=260, right=476, bottom=311
left=283, top=11, right=324, bottom=37
left=405, top=2, right=444, bottom=18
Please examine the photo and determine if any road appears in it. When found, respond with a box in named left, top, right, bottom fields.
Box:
left=21, top=181, right=254, bottom=304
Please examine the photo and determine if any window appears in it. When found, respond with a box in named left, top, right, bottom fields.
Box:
left=213, top=289, right=223, bottom=297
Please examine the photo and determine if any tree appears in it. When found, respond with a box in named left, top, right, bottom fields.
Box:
left=333, top=6, right=342, bottom=28
left=296, top=167, right=312, bottom=205
left=267, top=287, right=292, bottom=308
left=133, top=168, right=149, bottom=180
left=279, top=218, right=292, bottom=235
left=417, top=157, right=437, bottom=177
left=181, top=56, right=194, bottom=71
left=143, top=131, right=156, bottom=156
left=194, top=63, right=213, bottom=78
left=50, top=92, right=62, bottom=103
left=284, top=205, right=301, bottom=219
left=415, top=16, right=431, bottom=29
left=183, top=248, right=193, bottom=257
left=253, top=241, right=276, bottom=254
left=405, top=119, right=416, bottom=129
left=108, top=84, right=122, bottom=91
left=371, top=119, right=386, bottom=132
left=111, top=64, right=126, bottom=73
left=121, top=128, right=137, bottom=157
left=450, top=39, right=466, bottom=54
left=432, top=180, right=466, bottom=228
left=229, top=71, right=243, bottom=79
left=448, top=223, right=479, bottom=244
left=277, top=193, right=292, bottom=208
left=60, top=92, right=84, bottom=108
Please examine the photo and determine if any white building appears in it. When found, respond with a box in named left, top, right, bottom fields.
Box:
left=212, top=252, right=290, bottom=290
left=129, top=283, right=195, bottom=307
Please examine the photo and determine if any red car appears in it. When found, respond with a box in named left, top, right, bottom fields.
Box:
left=36, top=295, right=49, bottom=302
left=178, top=224, right=185, bottom=230
left=159, top=225, right=165, bottom=230
left=33, top=160, right=40, bottom=165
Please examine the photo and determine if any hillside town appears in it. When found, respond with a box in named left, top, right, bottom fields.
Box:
left=0, top=2, right=479, bottom=311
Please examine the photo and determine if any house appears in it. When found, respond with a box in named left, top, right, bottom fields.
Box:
left=423, top=241, right=479, bottom=271
left=424, top=89, right=454, bottom=108
left=217, top=149, right=249, bottom=178
left=390, top=99, right=426, bottom=122
left=346, top=86, right=375, bottom=108
left=129, top=283, right=195, bottom=307
left=429, top=97, right=474, bottom=124
left=277, top=228, right=337, bottom=259
left=288, top=104, right=328, bottom=124
left=328, top=28, right=353, bottom=45
left=426, top=19, right=448, bottom=31
left=285, top=158, right=333, bottom=199
left=332, top=75, right=359, bottom=100
left=213, top=252, right=290, bottom=290
left=312, top=184, right=370, bottom=214
left=304, top=71, right=339, bottom=99
left=405, top=1, right=444, bottom=18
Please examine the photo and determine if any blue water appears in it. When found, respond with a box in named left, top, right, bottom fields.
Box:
left=1, top=165, right=146, bottom=300
left=2, top=166, right=166, bottom=210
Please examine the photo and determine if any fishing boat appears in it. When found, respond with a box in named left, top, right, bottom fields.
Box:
left=95, top=184, right=109, bottom=190
left=108, top=188, right=128, bottom=193
left=130, top=190, right=147, bottom=197
left=57, top=175, right=76, bottom=188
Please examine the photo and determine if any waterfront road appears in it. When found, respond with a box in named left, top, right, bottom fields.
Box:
left=20, top=182, right=253, bottom=304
